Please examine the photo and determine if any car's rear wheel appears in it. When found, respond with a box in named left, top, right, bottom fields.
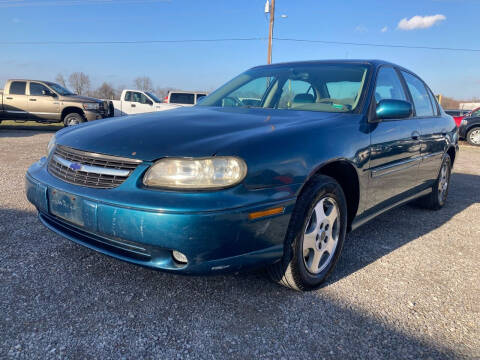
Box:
left=64, top=113, right=85, bottom=127
left=267, top=175, right=347, bottom=291
left=417, top=155, right=452, bottom=210
left=467, top=127, right=480, bottom=146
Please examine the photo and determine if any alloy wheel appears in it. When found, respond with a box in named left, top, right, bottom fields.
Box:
left=469, top=129, right=480, bottom=145
left=438, top=161, right=450, bottom=203
left=302, top=197, right=340, bottom=274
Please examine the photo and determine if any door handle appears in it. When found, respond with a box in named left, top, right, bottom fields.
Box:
left=131, top=104, right=136, bottom=107
left=411, top=131, right=420, bottom=140
left=6, top=97, right=13, bottom=100
left=29, top=98, right=37, bottom=101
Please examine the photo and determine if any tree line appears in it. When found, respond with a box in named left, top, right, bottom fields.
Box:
left=55, top=72, right=180, bottom=100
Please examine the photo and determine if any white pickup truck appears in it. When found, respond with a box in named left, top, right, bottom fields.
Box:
left=106, top=89, right=179, bottom=117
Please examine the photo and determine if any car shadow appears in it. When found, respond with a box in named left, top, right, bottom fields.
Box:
left=1, top=172, right=477, bottom=358
left=1, top=207, right=460, bottom=358
left=327, top=172, right=479, bottom=285
left=0, top=126, right=61, bottom=138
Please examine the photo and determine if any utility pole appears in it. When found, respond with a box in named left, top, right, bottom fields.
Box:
left=266, top=0, right=275, bottom=64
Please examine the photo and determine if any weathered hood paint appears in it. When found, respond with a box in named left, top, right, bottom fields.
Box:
left=56, top=106, right=346, bottom=161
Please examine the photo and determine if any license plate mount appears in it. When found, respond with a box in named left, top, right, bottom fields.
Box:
left=49, top=189, right=85, bottom=227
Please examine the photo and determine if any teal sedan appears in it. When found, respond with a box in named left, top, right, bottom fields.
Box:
left=26, top=60, right=458, bottom=291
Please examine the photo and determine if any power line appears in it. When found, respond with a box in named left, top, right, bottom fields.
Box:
left=1, top=37, right=479, bottom=53
left=0, top=0, right=169, bottom=8
left=0, top=38, right=265, bottom=45
left=273, top=37, right=480, bottom=53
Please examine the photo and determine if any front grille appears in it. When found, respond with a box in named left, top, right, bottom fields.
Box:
left=48, top=145, right=142, bottom=189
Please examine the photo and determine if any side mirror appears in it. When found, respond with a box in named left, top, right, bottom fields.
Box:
left=146, top=99, right=153, bottom=106
left=42, top=89, right=56, bottom=97
left=375, top=99, right=412, bottom=121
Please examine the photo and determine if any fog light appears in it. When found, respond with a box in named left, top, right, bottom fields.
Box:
left=172, top=250, right=188, bottom=264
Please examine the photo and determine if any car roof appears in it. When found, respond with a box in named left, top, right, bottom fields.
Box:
left=8, top=79, right=52, bottom=83
left=169, top=90, right=208, bottom=94
left=250, top=59, right=412, bottom=72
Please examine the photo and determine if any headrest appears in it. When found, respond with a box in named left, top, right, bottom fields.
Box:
left=293, top=93, right=315, bottom=103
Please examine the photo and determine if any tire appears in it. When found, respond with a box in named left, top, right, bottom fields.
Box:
left=417, top=155, right=452, bottom=210
left=267, top=175, right=348, bottom=291
left=466, top=127, right=480, bottom=146
left=63, top=112, right=85, bottom=127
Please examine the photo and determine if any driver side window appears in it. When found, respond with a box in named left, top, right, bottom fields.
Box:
left=374, top=67, right=407, bottom=104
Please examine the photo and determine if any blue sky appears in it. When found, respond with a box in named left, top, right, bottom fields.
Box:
left=1, top=0, right=479, bottom=99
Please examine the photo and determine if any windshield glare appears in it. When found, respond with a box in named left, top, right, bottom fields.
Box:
left=198, top=63, right=370, bottom=113
left=47, top=82, right=74, bottom=96
left=146, top=92, right=162, bottom=103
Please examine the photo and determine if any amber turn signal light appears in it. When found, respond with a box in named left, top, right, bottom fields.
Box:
left=248, top=207, right=285, bottom=220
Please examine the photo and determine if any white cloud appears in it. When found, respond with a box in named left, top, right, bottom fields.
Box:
left=397, top=14, right=446, bottom=30
left=381, top=26, right=388, bottom=33
left=355, top=25, right=368, bottom=33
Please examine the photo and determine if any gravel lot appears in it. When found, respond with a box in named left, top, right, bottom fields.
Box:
left=1, top=128, right=479, bottom=359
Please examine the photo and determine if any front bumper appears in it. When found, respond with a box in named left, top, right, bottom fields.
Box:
left=26, top=158, right=297, bottom=274
left=84, top=110, right=105, bottom=121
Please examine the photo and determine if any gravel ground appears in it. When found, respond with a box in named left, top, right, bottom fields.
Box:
left=1, top=128, right=479, bottom=359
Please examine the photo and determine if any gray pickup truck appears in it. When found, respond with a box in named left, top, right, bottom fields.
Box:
left=0, top=79, right=107, bottom=126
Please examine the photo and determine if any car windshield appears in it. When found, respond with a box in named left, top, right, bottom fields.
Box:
left=198, top=63, right=370, bottom=113
left=46, top=82, right=74, bottom=96
left=145, top=92, right=162, bottom=103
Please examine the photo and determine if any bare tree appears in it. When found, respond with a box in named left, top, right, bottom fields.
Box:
left=68, top=72, right=91, bottom=95
left=134, top=77, right=153, bottom=92
left=55, top=73, right=66, bottom=87
left=94, top=82, right=116, bottom=100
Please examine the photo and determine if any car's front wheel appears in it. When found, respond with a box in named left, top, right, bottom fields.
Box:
left=268, top=175, right=347, bottom=291
left=63, top=113, right=85, bottom=127
left=467, top=127, right=480, bottom=146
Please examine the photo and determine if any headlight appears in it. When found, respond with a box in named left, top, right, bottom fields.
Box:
left=83, top=103, right=99, bottom=110
left=46, top=136, right=56, bottom=157
left=143, top=157, right=247, bottom=189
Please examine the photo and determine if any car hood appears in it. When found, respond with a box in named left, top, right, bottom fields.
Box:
left=61, top=95, right=103, bottom=103
left=57, top=106, right=346, bottom=161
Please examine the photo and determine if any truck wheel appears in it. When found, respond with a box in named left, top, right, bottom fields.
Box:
left=64, top=113, right=85, bottom=127
left=267, top=175, right=347, bottom=291
left=466, top=127, right=480, bottom=146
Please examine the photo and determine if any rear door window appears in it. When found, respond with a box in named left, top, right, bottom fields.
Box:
left=401, top=71, right=434, bottom=117
left=170, top=93, right=195, bottom=105
left=426, top=88, right=439, bottom=116
left=10, top=81, right=27, bottom=95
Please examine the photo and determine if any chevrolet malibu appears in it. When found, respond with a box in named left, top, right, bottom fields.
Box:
left=26, top=60, right=458, bottom=291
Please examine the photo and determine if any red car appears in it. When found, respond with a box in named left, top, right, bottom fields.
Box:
left=445, top=109, right=473, bottom=127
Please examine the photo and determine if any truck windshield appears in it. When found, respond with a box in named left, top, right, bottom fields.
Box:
left=46, top=82, right=74, bottom=96
left=198, top=63, right=370, bottom=113
left=145, top=92, right=162, bottom=103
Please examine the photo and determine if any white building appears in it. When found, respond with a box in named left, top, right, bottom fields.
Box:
left=459, top=102, right=480, bottom=110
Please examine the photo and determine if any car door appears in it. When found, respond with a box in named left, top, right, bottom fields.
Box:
left=28, top=82, right=61, bottom=121
left=400, top=71, right=447, bottom=187
left=122, top=91, right=137, bottom=115
left=368, top=66, right=422, bottom=209
left=3, top=81, right=28, bottom=119
left=123, top=91, right=154, bottom=114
